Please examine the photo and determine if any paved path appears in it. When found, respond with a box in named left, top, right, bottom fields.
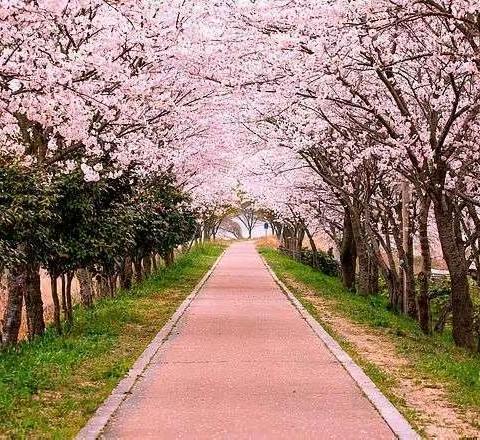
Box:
left=102, top=242, right=395, bottom=439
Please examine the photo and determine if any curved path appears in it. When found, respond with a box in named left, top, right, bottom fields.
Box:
left=101, top=242, right=396, bottom=439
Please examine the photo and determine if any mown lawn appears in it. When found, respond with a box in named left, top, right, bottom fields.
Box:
left=259, top=247, right=480, bottom=424
left=0, top=243, right=225, bottom=439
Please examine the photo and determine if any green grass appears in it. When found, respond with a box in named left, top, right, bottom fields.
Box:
left=0, top=243, right=225, bottom=439
left=259, top=247, right=480, bottom=423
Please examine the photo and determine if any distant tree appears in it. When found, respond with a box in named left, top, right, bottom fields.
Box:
left=237, top=198, right=258, bottom=239
left=219, top=218, right=243, bottom=239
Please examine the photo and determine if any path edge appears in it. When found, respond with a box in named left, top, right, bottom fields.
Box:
left=76, top=249, right=226, bottom=440
left=260, top=254, right=420, bottom=440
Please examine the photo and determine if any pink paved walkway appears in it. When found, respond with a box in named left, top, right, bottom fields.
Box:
left=102, top=242, right=394, bottom=439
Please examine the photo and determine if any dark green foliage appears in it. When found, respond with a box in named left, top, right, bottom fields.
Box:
left=129, top=174, right=197, bottom=261
left=429, top=277, right=452, bottom=300
left=0, top=165, right=57, bottom=268
left=42, top=169, right=136, bottom=276
left=301, top=249, right=339, bottom=277
left=0, top=163, right=197, bottom=278
left=0, top=159, right=199, bottom=343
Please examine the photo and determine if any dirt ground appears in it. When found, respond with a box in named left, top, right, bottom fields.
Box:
left=288, top=277, right=479, bottom=439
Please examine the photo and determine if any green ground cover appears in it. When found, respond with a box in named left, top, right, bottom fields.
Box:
left=259, top=246, right=480, bottom=432
left=0, top=243, right=225, bottom=439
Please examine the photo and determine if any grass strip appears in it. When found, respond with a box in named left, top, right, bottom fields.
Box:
left=0, top=243, right=225, bottom=439
left=259, top=246, right=480, bottom=429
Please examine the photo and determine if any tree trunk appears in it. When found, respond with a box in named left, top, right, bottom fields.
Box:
left=350, top=210, right=371, bottom=296
left=401, top=181, right=410, bottom=313
left=269, top=223, right=276, bottom=237
left=433, top=197, right=475, bottom=350
left=133, top=257, right=143, bottom=283
left=386, top=268, right=402, bottom=311
left=304, top=226, right=319, bottom=269
left=418, top=196, right=432, bottom=334
left=65, top=272, right=73, bottom=326
left=120, top=257, right=133, bottom=290
left=400, top=181, right=417, bottom=318
left=61, top=274, right=67, bottom=322
left=24, top=263, right=45, bottom=340
left=143, top=254, right=152, bottom=277
left=378, top=224, right=402, bottom=311
left=356, top=241, right=371, bottom=296
left=151, top=253, right=158, bottom=272
left=275, top=224, right=282, bottom=240
left=168, top=250, right=175, bottom=266
left=108, top=275, right=116, bottom=298
left=96, top=275, right=109, bottom=297
left=405, top=234, right=417, bottom=318
left=296, top=227, right=305, bottom=257
left=164, top=250, right=174, bottom=267
left=368, top=257, right=379, bottom=294
left=2, top=267, right=26, bottom=345
left=50, top=274, right=62, bottom=334
left=340, top=210, right=356, bottom=290
left=77, top=268, right=93, bottom=307
left=434, top=302, right=452, bottom=333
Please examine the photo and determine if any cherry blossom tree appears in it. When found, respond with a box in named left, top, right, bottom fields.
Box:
left=185, top=0, right=479, bottom=349
left=0, top=0, right=216, bottom=344
left=1, top=0, right=479, bottom=352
